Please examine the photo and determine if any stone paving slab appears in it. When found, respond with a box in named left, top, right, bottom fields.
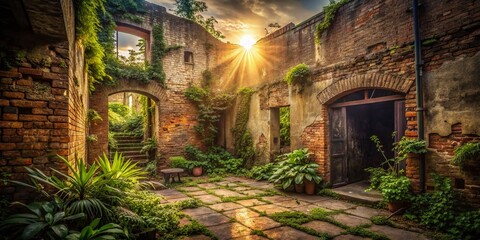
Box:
left=369, top=225, right=429, bottom=240
left=334, top=234, right=370, bottom=240
left=263, top=226, right=319, bottom=240
left=208, top=222, right=252, bottom=239
left=192, top=213, right=231, bottom=227
left=236, top=199, right=267, bottom=207
left=232, top=186, right=252, bottom=192
left=273, top=199, right=309, bottom=208
left=194, top=194, right=222, bottom=204
left=189, top=190, right=210, bottom=196
left=291, top=204, right=330, bottom=214
left=182, top=207, right=218, bottom=216
left=286, top=193, right=329, bottom=203
left=210, top=189, right=245, bottom=197
left=243, top=189, right=268, bottom=196
left=166, top=197, right=192, bottom=203
left=156, top=189, right=184, bottom=196
left=223, top=208, right=261, bottom=219
left=180, top=186, right=203, bottom=192
left=209, top=202, right=244, bottom=212
left=236, top=216, right=282, bottom=230
left=261, top=195, right=292, bottom=203
left=302, top=220, right=345, bottom=236
left=315, top=199, right=357, bottom=210
left=197, top=183, right=219, bottom=189
left=345, top=206, right=387, bottom=219
left=216, top=181, right=239, bottom=187
left=331, top=213, right=371, bottom=227
left=251, top=204, right=290, bottom=215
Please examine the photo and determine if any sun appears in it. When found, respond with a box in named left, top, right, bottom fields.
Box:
left=239, top=35, right=255, bottom=50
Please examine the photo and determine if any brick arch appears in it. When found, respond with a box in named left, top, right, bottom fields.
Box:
left=88, top=79, right=167, bottom=162
left=317, top=73, right=414, bottom=104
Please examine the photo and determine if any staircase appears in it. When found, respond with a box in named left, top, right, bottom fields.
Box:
left=111, top=133, right=148, bottom=166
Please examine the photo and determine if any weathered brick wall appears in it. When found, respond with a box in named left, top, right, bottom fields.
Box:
left=218, top=0, right=480, bottom=204
left=88, top=2, right=230, bottom=166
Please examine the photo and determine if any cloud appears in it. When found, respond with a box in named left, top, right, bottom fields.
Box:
left=146, top=0, right=331, bottom=42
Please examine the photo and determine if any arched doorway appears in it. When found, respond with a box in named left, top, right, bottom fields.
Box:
left=328, top=89, right=406, bottom=186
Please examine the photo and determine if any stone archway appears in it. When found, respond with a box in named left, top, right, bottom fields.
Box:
left=88, top=79, right=167, bottom=162
left=304, top=73, right=415, bottom=184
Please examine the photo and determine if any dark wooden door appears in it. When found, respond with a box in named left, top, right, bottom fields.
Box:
left=394, top=100, right=407, bottom=172
left=330, top=107, right=347, bottom=186
left=346, top=105, right=370, bottom=182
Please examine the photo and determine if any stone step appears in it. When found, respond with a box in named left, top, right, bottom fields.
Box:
left=114, top=136, right=143, bottom=140
left=331, top=181, right=383, bottom=206
left=116, top=139, right=143, bottom=144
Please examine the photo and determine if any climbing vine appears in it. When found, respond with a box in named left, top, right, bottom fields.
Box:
left=185, top=74, right=234, bottom=146
left=231, top=88, right=255, bottom=168
left=315, top=0, right=350, bottom=43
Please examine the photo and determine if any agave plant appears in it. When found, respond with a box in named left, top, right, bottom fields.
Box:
left=12, top=156, right=110, bottom=219
left=66, top=218, right=124, bottom=240
left=96, top=152, right=146, bottom=183
left=0, top=198, right=84, bottom=240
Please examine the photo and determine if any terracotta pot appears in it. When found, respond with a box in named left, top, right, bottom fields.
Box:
left=304, top=180, right=316, bottom=195
left=387, top=200, right=407, bottom=212
left=294, top=183, right=305, bottom=193
left=192, top=167, right=203, bottom=177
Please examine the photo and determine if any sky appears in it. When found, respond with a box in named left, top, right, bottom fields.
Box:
left=117, top=0, right=330, bottom=56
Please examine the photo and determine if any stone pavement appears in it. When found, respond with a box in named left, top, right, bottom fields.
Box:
left=155, top=177, right=429, bottom=240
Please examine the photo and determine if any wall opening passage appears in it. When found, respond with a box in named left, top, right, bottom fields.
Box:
left=107, top=92, right=158, bottom=172
left=270, top=106, right=291, bottom=160
left=329, top=89, right=406, bottom=187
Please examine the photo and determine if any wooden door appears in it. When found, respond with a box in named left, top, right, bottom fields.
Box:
left=394, top=100, right=407, bottom=172
left=346, top=105, right=370, bottom=182
left=330, top=107, right=347, bottom=186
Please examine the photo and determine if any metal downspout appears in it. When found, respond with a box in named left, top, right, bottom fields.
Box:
left=413, top=0, right=425, bottom=193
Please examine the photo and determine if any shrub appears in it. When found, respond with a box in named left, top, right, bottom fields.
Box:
left=248, top=163, right=276, bottom=180
left=269, top=149, right=322, bottom=189
left=184, top=85, right=208, bottom=102
left=123, top=113, right=144, bottom=135
left=170, top=156, right=188, bottom=168
left=452, top=142, right=480, bottom=168
left=378, top=174, right=411, bottom=202
left=284, top=63, right=311, bottom=86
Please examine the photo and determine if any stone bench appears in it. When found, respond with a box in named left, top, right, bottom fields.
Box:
left=160, top=168, right=185, bottom=184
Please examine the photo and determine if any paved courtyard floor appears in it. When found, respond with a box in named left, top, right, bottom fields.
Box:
left=155, top=176, right=429, bottom=240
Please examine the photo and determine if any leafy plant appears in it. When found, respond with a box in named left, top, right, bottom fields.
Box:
left=140, top=138, right=157, bottom=160
left=170, top=156, right=189, bottom=168
left=0, top=198, right=84, bottom=240
left=378, top=174, right=411, bottom=202
left=279, top=107, right=290, bottom=147
left=284, top=63, right=311, bottom=87
left=66, top=218, right=124, bottom=240
left=184, top=85, right=208, bottom=102
left=315, top=0, right=350, bottom=43
left=452, top=142, right=480, bottom=168
left=97, top=152, right=146, bottom=184
left=248, top=163, right=276, bottom=180
left=269, top=149, right=322, bottom=189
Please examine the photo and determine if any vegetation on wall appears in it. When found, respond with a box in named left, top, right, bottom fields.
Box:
left=174, top=0, right=225, bottom=39
left=280, top=107, right=290, bottom=147
left=451, top=142, right=480, bottom=168
left=284, top=63, right=311, bottom=92
left=231, top=87, right=255, bottom=168
left=315, top=0, right=350, bottom=43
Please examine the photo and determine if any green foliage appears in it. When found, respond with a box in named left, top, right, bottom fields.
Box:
left=0, top=198, right=85, bottom=240
left=364, top=167, right=387, bottom=191
left=279, top=107, right=290, bottom=147
left=107, top=132, right=118, bottom=149
left=370, top=216, right=392, bottom=226
left=452, top=141, right=480, bottom=168
left=175, top=199, right=201, bottom=210
left=269, top=211, right=329, bottom=238
left=66, top=218, right=124, bottom=240
left=268, top=149, right=322, bottom=189
left=284, top=63, right=311, bottom=87
left=174, top=0, right=224, bottom=39
left=170, top=156, right=188, bottom=168
left=248, top=163, right=276, bottom=180
left=123, top=113, right=144, bottom=136
left=315, top=0, right=350, bottom=43
left=396, top=136, right=427, bottom=157
left=186, top=84, right=234, bottom=146
left=405, top=174, right=480, bottom=239
left=183, top=145, right=245, bottom=174
left=232, top=88, right=255, bottom=167
left=185, top=85, right=208, bottom=102
left=75, top=0, right=107, bottom=91
left=140, top=138, right=157, bottom=154
left=150, top=24, right=167, bottom=84
left=201, top=70, right=213, bottom=87
left=378, top=174, right=411, bottom=202
left=87, top=109, right=103, bottom=123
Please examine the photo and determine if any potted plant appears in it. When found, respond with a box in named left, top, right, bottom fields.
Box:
left=378, top=174, right=412, bottom=212
left=170, top=156, right=208, bottom=177
left=269, top=149, right=322, bottom=194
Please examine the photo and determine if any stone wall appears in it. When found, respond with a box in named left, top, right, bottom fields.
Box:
left=218, top=0, right=480, bottom=204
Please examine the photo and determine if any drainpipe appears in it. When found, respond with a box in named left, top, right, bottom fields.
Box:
left=413, top=0, right=425, bottom=193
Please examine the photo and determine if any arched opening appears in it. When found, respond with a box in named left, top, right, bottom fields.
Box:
left=115, top=23, right=151, bottom=61
left=328, top=88, right=406, bottom=187
left=107, top=91, right=159, bottom=175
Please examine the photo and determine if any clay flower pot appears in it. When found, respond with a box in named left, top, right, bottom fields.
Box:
left=387, top=201, right=407, bottom=212
left=192, top=166, right=203, bottom=177
left=304, top=180, right=316, bottom=195
left=294, top=183, right=305, bottom=193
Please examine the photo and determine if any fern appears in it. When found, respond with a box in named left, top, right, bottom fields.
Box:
left=452, top=142, right=480, bottom=168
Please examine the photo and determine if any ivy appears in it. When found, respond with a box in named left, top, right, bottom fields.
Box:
left=185, top=74, right=234, bottom=146
left=315, top=0, right=350, bottom=43
left=231, top=88, right=255, bottom=168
